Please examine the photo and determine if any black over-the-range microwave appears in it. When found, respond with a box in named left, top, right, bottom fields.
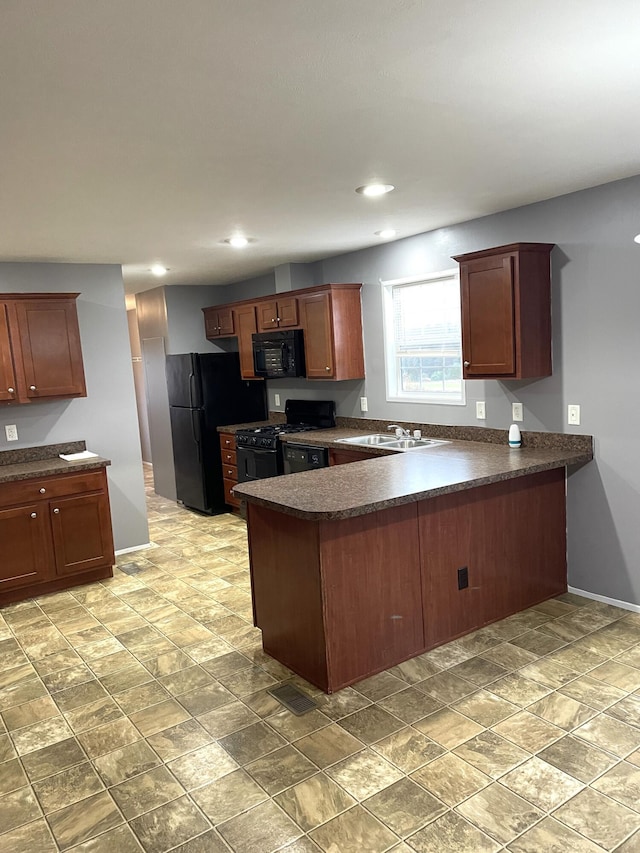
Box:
left=252, top=329, right=306, bottom=378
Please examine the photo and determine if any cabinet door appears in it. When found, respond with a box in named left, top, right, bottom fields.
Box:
left=204, top=308, right=220, bottom=338
left=299, top=292, right=334, bottom=378
left=257, top=300, right=279, bottom=332
left=234, top=304, right=260, bottom=379
left=0, top=303, right=18, bottom=403
left=329, top=448, right=376, bottom=465
left=460, top=255, right=515, bottom=376
left=0, top=504, right=53, bottom=591
left=277, top=297, right=298, bottom=328
left=50, top=492, right=114, bottom=576
left=217, top=307, right=235, bottom=337
left=14, top=298, right=87, bottom=399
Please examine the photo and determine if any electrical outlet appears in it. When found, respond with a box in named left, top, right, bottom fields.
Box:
left=512, top=402, right=523, bottom=422
left=568, top=404, right=581, bottom=425
left=274, top=393, right=280, bottom=408
left=360, top=396, right=368, bottom=413
left=5, top=424, right=18, bottom=442
left=476, top=401, right=486, bottom=420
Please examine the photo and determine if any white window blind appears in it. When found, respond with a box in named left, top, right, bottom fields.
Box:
left=382, top=269, right=464, bottom=404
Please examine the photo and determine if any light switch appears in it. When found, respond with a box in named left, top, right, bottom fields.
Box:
left=360, top=397, right=368, bottom=413
left=476, top=401, right=486, bottom=420
left=568, top=404, right=581, bottom=425
left=512, top=402, right=523, bottom=422
left=274, top=393, right=281, bottom=407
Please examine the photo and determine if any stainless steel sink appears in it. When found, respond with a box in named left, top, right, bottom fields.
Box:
left=336, top=434, right=450, bottom=451
left=337, top=434, right=398, bottom=446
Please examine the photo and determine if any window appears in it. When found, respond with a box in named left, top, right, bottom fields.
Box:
left=382, top=269, right=464, bottom=405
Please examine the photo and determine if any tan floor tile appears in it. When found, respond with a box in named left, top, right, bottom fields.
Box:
left=130, top=795, right=211, bottom=853
left=500, top=755, right=583, bottom=810
left=573, top=714, right=640, bottom=758
left=558, top=674, right=627, bottom=710
left=538, top=733, right=618, bottom=783
left=414, top=708, right=484, bottom=749
left=616, top=830, right=640, bottom=852
left=519, top=658, right=581, bottom=689
left=165, top=829, right=230, bottom=852
left=142, top=649, right=195, bottom=677
left=352, top=671, right=406, bottom=701
left=110, top=765, right=185, bottom=819
left=310, top=804, right=398, bottom=853
left=606, top=694, right=640, bottom=729
left=528, top=692, right=598, bottom=731
left=158, top=665, right=213, bottom=696
left=100, top=662, right=154, bottom=695
left=245, top=744, right=317, bottom=795
left=592, top=761, right=640, bottom=812
left=453, top=730, right=529, bottom=779
left=218, top=800, right=301, bottom=852
left=266, top=707, right=331, bottom=742
left=0, top=677, right=48, bottom=710
left=33, top=761, right=103, bottom=813
left=129, top=698, right=191, bottom=736
left=372, top=726, right=444, bottom=773
left=65, top=823, right=144, bottom=852
left=480, top=643, right=537, bottom=671
left=388, top=655, right=441, bottom=685
left=510, top=629, right=567, bottom=656
left=41, top=663, right=94, bottom=694
left=276, top=772, right=356, bottom=832
left=2, top=695, right=58, bottom=731
left=294, top=723, right=363, bottom=769
left=177, top=682, right=235, bottom=716
left=448, top=656, right=509, bottom=687
left=0, top=817, right=57, bottom=853
left=0, top=732, right=16, bottom=761
left=457, top=782, right=542, bottom=844
left=316, top=687, right=371, bottom=721
left=47, top=789, right=122, bottom=850
left=168, top=742, right=237, bottom=790
left=219, top=720, right=287, bottom=765
left=506, top=815, right=607, bottom=852
left=0, top=786, right=41, bottom=834
left=492, top=709, right=564, bottom=752
left=217, top=666, right=278, bottom=697
left=78, top=717, right=141, bottom=758
left=94, top=739, right=162, bottom=786
left=416, top=671, right=476, bottom=704
left=407, top=810, right=500, bottom=853
left=591, top=661, right=640, bottom=691
left=146, top=718, right=213, bottom=761
left=326, top=747, right=403, bottom=800
left=115, top=680, right=171, bottom=715
left=377, top=686, right=442, bottom=724
left=451, top=689, right=519, bottom=727
left=411, top=752, right=490, bottom=806
left=365, top=777, right=447, bottom=837
left=554, top=788, right=640, bottom=850
left=12, top=714, right=72, bottom=755
left=64, top=695, right=124, bottom=733
left=87, top=649, right=137, bottom=677
left=0, top=757, right=28, bottom=794
left=54, top=679, right=108, bottom=712
left=192, top=768, right=268, bottom=824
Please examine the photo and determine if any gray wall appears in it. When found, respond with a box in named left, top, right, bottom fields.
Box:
left=236, top=175, right=640, bottom=607
left=0, top=263, right=149, bottom=552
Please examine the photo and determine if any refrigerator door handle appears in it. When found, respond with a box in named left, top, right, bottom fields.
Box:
left=188, top=371, right=196, bottom=409
left=191, top=409, right=202, bottom=463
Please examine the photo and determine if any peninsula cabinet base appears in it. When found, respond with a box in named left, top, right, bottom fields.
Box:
left=246, top=468, right=567, bottom=693
left=0, top=566, right=114, bottom=607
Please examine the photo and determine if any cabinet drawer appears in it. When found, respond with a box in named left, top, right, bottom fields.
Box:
left=219, top=433, right=236, bottom=451
left=223, top=478, right=241, bottom=508
left=221, top=448, right=237, bottom=466
left=222, top=464, right=238, bottom=481
left=0, top=470, right=106, bottom=509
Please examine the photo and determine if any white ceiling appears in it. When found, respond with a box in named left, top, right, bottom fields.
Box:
left=2, top=0, right=640, bottom=294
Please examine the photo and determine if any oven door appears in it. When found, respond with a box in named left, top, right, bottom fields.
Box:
left=237, top=446, right=282, bottom=483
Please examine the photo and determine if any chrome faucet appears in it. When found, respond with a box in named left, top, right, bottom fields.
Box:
left=387, top=424, right=411, bottom=437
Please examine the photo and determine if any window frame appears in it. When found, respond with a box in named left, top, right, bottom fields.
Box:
left=381, top=268, right=465, bottom=406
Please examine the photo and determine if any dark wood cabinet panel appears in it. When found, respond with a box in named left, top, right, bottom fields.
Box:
left=233, top=304, right=260, bottom=379
left=454, top=243, right=554, bottom=379
left=219, top=432, right=240, bottom=509
left=0, top=467, right=114, bottom=605
left=256, top=297, right=299, bottom=332
left=298, top=291, right=334, bottom=378
left=50, top=492, right=114, bottom=576
left=0, top=504, right=53, bottom=591
left=223, top=477, right=241, bottom=509
left=329, top=448, right=377, bottom=466
left=0, top=294, right=87, bottom=404
left=204, top=306, right=235, bottom=338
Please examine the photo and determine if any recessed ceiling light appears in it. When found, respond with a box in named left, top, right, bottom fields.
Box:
left=150, top=264, right=168, bottom=277
left=355, top=183, right=395, bottom=197
left=634, top=234, right=640, bottom=243
left=226, top=236, right=249, bottom=248
left=375, top=229, right=397, bottom=239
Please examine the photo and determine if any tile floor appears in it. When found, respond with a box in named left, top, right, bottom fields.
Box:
left=1, top=468, right=640, bottom=852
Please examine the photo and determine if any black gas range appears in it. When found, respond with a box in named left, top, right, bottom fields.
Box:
left=236, top=399, right=335, bottom=483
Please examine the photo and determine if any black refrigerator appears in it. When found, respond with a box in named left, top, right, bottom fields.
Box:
left=166, top=352, right=267, bottom=514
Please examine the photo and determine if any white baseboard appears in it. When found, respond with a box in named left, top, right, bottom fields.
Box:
left=568, top=585, right=640, bottom=615
left=115, top=543, right=152, bottom=557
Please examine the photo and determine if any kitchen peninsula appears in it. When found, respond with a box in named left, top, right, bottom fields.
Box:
left=233, top=428, right=593, bottom=693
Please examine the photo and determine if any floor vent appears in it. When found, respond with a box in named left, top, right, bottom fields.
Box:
left=268, top=683, right=318, bottom=716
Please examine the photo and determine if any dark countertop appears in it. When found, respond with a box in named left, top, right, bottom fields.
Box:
left=0, top=441, right=111, bottom=484
left=233, top=430, right=593, bottom=520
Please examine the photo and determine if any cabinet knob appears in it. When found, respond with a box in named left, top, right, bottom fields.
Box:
left=30, top=512, right=37, bottom=519
left=227, top=469, right=233, bottom=476
left=7, top=387, right=14, bottom=394
left=276, top=317, right=281, bottom=322
left=39, top=488, right=46, bottom=494
left=325, top=366, right=331, bottom=372
left=463, top=361, right=470, bottom=368
left=53, top=508, right=60, bottom=514
left=271, top=318, right=276, bottom=323
left=29, top=385, right=37, bottom=391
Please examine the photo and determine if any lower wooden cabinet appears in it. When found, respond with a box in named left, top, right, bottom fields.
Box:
left=219, top=432, right=241, bottom=510
left=329, top=448, right=377, bottom=465
left=0, top=467, right=115, bottom=604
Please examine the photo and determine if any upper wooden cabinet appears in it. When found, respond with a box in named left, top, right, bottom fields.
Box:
left=204, top=283, right=365, bottom=382
left=233, top=303, right=260, bottom=380
left=256, top=297, right=298, bottom=332
left=203, top=306, right=235, bottom=338
left=452, top=243, right=554, bottom=380
left=298, top=284, right=365, bottom=380
left=0, top=294, right=87, bottom=404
